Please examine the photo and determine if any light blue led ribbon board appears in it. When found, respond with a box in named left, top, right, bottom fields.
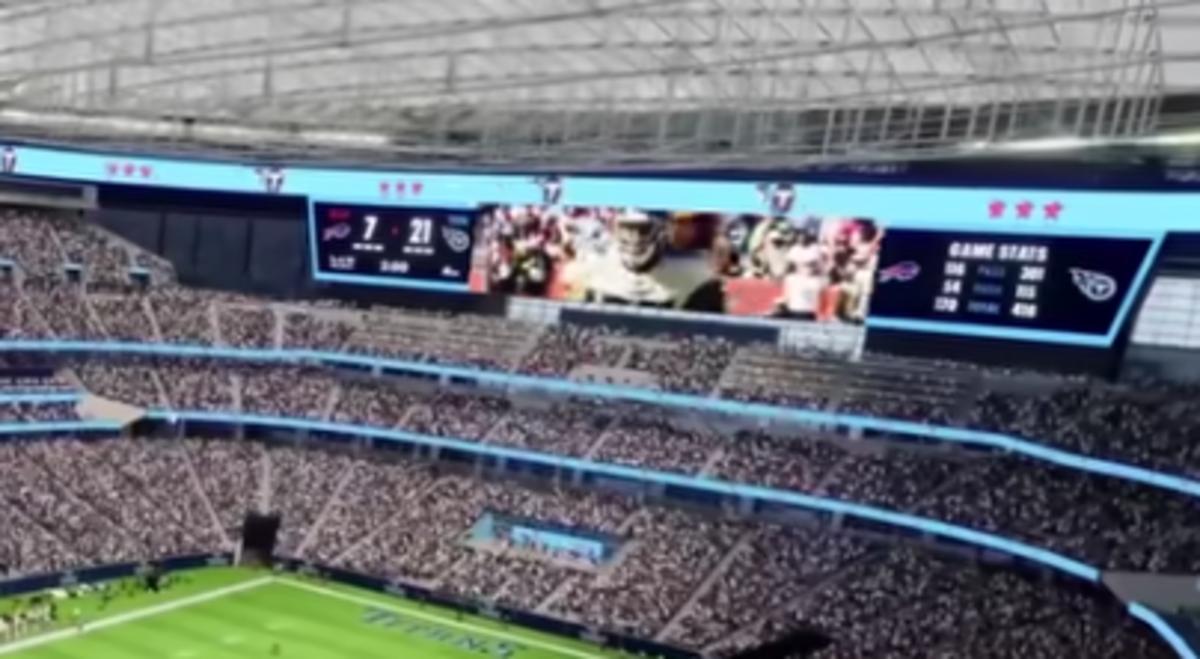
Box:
left=1, top=141, right=1194, bottom=346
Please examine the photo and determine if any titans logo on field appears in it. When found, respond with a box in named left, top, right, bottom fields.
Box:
left=1, top=146, right=16, bottom=174
left=1070, top=268, right=1118, bottom=302
left=256, top=166, right=287, bottom=194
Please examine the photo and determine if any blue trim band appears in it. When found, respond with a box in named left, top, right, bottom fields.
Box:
left=1129, top=603, right=1200, bottom=659
left=0, top=392, right=81, bottom=404
left=3, top=339, right=1197, bottom=499
left=312, top=271, right=471, bottom=292
left=1, top=141, right=1188, bottom=344
left=6, top=142, right=1200, bottom=232
left=0, top=420, right=123, bottom=434
left=865, top=316, right=1112, bottom=346
left=148, top=408, right=1102, bottom=582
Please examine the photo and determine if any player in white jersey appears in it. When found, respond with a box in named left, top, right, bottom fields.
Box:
left=841, top=220, right=882, bottom=323
left=576, top=209, right=722, bottom=312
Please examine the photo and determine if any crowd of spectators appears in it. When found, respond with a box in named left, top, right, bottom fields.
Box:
left=0, top=435, right=1176, bottom=657
left=32, top=356, right=1200, bottom=576
left=2, top=208, right=1196, bottom=479
left=969, top=383, right=1200, bottom=480
left=75, top=358, right=166, bottom=409
left=219, top=306, right=277, bottom=349
left=0, top=402, right=79, bottom=422
left=729, top=548, right=1172, bottom=659
left=483, top=402, right=611, bottom=456
left=7, top=243, right=1194, bottom=484
left=238, top=366, right=339, bottom=419
left=0, top=206, right=1192, bottom=656
left=592, top=416, right=724, bottom=473
left=0, top=438, right=220, bottom=574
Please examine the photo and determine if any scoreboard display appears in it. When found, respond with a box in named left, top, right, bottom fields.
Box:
left=312, top=202, right=476, bottom=286
left=870, top=230, right=1154, bottom=336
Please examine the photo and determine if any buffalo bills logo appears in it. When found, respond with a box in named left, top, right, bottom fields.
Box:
left=322, top=223, right=352, bottom=242
left=1070, top=268, right=1117, bottom=302
left=256, top=166, right=286, bottom=194
left=534, top=175, right=563, bottom=205
left=878, top=261, right=921, bottom=283
left=442, top=226, right=471, bottom=253
left=756, top=182, right=796, bottom=216
left=1, top=147, right=15, bottom=174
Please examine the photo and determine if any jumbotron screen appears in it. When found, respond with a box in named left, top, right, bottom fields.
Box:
left=869, top=229, right=1154, bottom=335
left=313, top=202, right=477, bottom=285
left=469, top=204, right=884, bottom=323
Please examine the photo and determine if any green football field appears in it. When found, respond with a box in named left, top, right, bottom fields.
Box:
left=0, top=568, right=629, bottom=659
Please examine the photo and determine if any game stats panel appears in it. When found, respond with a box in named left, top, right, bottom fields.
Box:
left=871, top=230, right=1153, bottom=335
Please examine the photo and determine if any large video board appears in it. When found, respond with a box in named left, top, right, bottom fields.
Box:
left=0, top=140, right=1181, bottom=346
left=312, top=202, right=477, bottom=290
left=869, top=231, right=1154, bottom=337
left=470, top=205, right=882, bottom=323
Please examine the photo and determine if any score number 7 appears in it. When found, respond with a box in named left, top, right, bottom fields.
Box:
left=363, top=214, right=433, bottom=245
left=363, top=215, right=380, bottom=241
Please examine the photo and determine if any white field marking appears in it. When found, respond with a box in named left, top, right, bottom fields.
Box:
left=0, top=577, right=273, bottom=656
left=280, top=579, right=607, bottom=659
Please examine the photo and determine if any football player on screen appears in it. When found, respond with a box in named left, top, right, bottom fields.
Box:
left=487, top=206, right=551, bottom=296
left=839, top=219, right=882, bottom=323
left=574, top=209, right=723, bottom=312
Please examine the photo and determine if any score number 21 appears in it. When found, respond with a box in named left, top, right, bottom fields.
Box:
left=361, top=215, right=434, bottom=245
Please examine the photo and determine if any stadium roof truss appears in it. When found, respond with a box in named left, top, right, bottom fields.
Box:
left=0, top=0, right=1184, bottom=167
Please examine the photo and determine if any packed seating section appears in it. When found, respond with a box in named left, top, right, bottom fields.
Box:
left=0, top=436, right=1175, bottom=659
left=1, top=207, right=1196, bottom=480
left=0, top=207, right=1192, bottom=657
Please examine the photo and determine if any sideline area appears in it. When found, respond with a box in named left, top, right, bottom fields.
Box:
left=0, top=568, right=622, bottom=659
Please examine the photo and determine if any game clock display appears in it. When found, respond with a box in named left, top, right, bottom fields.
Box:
left=870, top=229, right=1154, bottom=335
left=313, top=202, right=476, bottom=285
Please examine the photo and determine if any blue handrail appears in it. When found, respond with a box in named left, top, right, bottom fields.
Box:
left=2, top=339, right=1197, bottom=499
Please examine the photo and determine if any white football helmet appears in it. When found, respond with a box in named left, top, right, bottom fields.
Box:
left=613, top=209, right=664, bottom=272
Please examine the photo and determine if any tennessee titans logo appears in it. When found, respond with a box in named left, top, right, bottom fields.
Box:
left=756, top=182, right=796, bottom=216
left=878, top=261, right=921, bottom=283
left=1070, top=268, right=1117, bottom=302
left=442, top=227, right=471, bottom=253
left=256, top=166, right=286, bottom=194
left=534, top=175, right=563, bottom=205
left=322, top=223, right=352, bottom=242
left=1, top=147, right=16, bottom=174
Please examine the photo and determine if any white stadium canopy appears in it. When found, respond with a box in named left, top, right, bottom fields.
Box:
left=0, top=0, right=1197, bottom=167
